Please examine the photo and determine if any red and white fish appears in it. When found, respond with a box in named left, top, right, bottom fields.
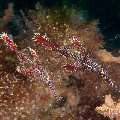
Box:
left=33, top=33, right=120, bottom=93
left=0, top=32, right=17, bottom=51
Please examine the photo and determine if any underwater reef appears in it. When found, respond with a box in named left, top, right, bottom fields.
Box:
left=0, top=1, right=120, bottom=120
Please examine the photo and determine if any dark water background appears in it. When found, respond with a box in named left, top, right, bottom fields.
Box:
left=0, top=0, right=120, bottom=54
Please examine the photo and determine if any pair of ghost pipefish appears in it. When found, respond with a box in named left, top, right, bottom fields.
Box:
left=33, top=33, right=120, bottom=94
left=0, top=32, right=62, bottom=102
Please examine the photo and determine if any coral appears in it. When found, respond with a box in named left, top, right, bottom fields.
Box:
left=97, top=49, right=120, bottom=64
left=0, top=3, right=14, bottom=32
left=96, top=94, right=120, bottom=120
